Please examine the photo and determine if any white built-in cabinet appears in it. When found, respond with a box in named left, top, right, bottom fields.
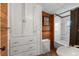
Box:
left=10, top=4, right=35, bottom=36
left=9, top=3, right=42, bottom=56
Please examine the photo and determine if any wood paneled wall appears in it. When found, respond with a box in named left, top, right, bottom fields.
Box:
left=0, top=3, right=8, bottom=56
left=42, top=11, right=54, bottom=49
left=70, top=8, right=79, bottom=46
left=42, top=11, right=50, bottom=39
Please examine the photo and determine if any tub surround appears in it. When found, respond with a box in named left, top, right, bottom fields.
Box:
left=54, top=11, right=70, bottom=48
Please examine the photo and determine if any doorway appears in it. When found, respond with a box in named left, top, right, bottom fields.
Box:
left=42, top=11, right=54, bottom=50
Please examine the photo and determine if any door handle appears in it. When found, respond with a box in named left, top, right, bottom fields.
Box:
left=0, top=46, right=5, bottom=51
left=0, top=27, right=11, bottom=31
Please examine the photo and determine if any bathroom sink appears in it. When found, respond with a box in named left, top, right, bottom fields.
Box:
left=57, top=46, right=79, bottom=56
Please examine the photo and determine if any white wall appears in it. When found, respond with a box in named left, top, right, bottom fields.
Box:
left=54, top=15, right=61, bottom=43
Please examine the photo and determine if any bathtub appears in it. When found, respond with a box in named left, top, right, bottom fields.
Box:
left=57, top=46, right=79, bottom=56
left=54, top=40, right=69, bottom=49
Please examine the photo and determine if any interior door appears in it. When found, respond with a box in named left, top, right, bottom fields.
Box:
left=0, top=3, right=8, bottom=56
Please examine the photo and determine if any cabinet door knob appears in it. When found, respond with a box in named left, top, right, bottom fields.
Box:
left=0, top=46, right=6, bottom=51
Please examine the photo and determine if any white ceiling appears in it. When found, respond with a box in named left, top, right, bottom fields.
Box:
left=42, top=3, right=79, bottom=14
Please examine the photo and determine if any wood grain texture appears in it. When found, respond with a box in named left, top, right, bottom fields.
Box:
left=70, top=8, right=79, bottom=45
left=49, top=15, right=54, bottom=49
left=0, top=3, right=8, bottom=56
left=42, top=11, right=50, bottom=39
left=42, top=11, right=54, bottom=50
left=42, top=11, right=50, bottom=17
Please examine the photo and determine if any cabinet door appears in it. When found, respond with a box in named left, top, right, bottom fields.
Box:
left=22, top=4, right=34, bottom=36
left=9, top=4, right=23, bottom=36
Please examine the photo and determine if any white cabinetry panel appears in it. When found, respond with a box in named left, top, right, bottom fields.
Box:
left=10, top=37, right=35, bottom=47
left=9, top=4, right=23, bottom=36
left=22, top=4, right=34, bottom=36
left=33, top=5, right=42, bottom=55
left=10, top=44, right=35, bottom=55
left=9, top=3, right=42, bottom=56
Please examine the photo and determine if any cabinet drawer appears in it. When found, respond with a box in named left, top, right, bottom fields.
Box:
left=10, top=37, right=35, bottom=47
left=13, top=50, right=35, bottom=56
left=22, top=50, right=35, bottom=56
left=10, top=44, right=35, bottom=55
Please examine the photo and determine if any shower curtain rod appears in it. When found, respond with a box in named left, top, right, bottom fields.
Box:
left=55, top=13, right=70, bottom=18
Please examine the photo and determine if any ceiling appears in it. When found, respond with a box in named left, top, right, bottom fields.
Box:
left=42, top=3, right=79, bottom=14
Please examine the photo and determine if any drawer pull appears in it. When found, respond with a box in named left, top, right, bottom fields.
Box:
left=29, top=47, right=33, bottom=49
left=28, top=54, right=32, bottom=56
left=14, top=50, right=18, bottom=52
left=29, top=40, right=33, bottom=42
left=14, top=42, right=19, bottom=44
